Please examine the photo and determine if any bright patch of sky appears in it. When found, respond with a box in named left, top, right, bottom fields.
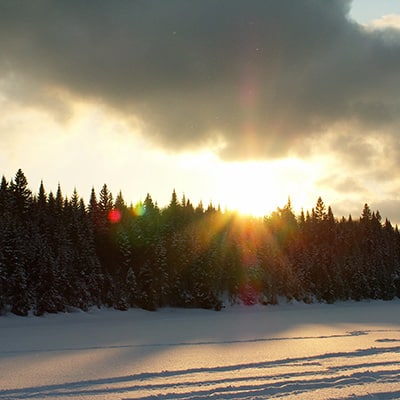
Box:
left=350, top=0, right=400, bottom=25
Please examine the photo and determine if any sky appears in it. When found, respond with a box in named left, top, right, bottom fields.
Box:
left=1, top=0, right=400, bottom=223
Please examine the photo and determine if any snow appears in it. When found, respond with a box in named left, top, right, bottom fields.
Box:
left=1, top=300, right=400, bottom=399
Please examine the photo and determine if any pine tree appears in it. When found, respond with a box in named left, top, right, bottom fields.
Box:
left=137, top=260, right=157, bottom=310
left=0, top=176, right=10, bottom=311
left=99, top=184, right=113, bottom=216
left=66, top=189, right=103, bottom=310
left=314, top=196, right=327, bottom=222
left=164, top=189, right=183, bottom=231
left=125, top=266, right=138, bottom=307
left=114, top=228, right=132, bottom=310
left=34, top=239, right=62, bottom=315
left=361, top=203, right=372, bottom=223
left=88, top=187, right=101, bottom=227
left=157, top=237, right=170, bottom=305
left=0, top=176, right=9, bottom=214
left=4, top=170, right=33, bottom=314
left=10, top=169, right=32, bottom=217
left=10, top=264, right=30, bottom=316
left=195, top=200, right=204, bottom=216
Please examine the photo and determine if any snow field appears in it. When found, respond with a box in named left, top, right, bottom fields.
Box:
left=1, top=300, right=400, bottom=399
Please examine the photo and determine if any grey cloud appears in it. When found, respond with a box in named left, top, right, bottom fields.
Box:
left=0, top=0, right=400, bottom=160
left=325, top=130, right=400, bottom=185
left=318, top=175, right=368, bottom=195
left=372, top=199, right=400, bottom=225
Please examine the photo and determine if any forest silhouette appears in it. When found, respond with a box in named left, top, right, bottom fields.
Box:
left=1, top=169, right=399, bottom=316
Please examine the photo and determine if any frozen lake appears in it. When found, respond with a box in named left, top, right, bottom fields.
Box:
left=1, top=300, right=400, bottom=399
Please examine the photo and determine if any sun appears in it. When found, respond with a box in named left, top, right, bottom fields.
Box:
left=214, top=161, right=280, bottom=217
left=213, top=158, right=316, bottom=217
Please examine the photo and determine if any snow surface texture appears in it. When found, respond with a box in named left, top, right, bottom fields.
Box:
left=1, top=300, right=400, bottom=400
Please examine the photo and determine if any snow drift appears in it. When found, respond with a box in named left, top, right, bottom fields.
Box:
left=1, top=300, right=400, bottom=399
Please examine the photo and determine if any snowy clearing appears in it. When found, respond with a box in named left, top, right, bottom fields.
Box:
left=1, top=300, right=400, bottom=400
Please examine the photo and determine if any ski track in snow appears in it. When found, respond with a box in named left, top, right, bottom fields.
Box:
left=1, top=301, right=400, bottom=399
left=0, top=329, right=395, bottom=355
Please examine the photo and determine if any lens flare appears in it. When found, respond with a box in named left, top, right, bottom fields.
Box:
left=108, top=209, right=121, bottom=223
left=130, top=202, right=145, bottom=217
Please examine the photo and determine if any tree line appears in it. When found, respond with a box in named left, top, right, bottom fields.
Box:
left=1, top=169, right=399, bottom=316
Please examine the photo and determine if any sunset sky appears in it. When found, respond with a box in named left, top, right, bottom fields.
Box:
left=1, top=0, right=400, bottom=223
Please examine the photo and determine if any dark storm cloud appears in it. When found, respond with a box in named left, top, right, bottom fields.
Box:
left=1, top=0, right=400, bottom=159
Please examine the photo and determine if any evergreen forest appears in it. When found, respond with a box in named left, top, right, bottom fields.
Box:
left=1, top=169, right=400, bottom=316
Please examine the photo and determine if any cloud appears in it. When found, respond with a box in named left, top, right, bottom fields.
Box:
left=0, top=0, right=400, bottom=161
left=318, top=175, right=368, bottom=195
left=369, top=14, right=400, bottom=30
left=372, top=199, right=400, bottom=225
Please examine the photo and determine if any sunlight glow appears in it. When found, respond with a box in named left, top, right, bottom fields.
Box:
left=369, top=14, right=400, bottom=29
left=212, top=158, right=318, bottom=217
left=0, top=98, right=329, bottom=220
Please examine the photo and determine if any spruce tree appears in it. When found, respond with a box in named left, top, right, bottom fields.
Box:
left=10, top=169, right=32, bottom=217
left=125, top=266, right=138, bottom=307
left=314, top=197, right=326, bottom=221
